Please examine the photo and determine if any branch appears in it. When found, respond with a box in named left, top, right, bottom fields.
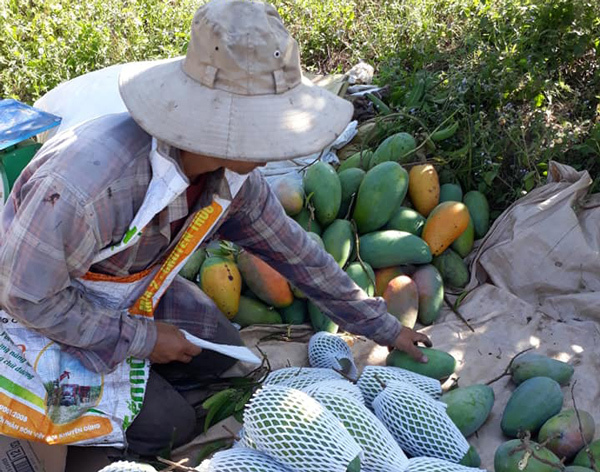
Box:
left=373, top=373, right=387, bottom=390
left=222, top=424, right=241, bottom=442
left=486, top=347, right=535, bottom=385
left=350, top=220, right=376, bottom=288
left=332, top=366, right=359, bottom=384
left=298, top=149, right=325, bottom=172
left=443, top=294, right=474, bottom=332
left=157, top=457, right=197, bottom=472
left=344, top=191, right=357, bottom=221
left=572, top=381, right=598, bottom=472
left=510, top=432, right=566, bottom=471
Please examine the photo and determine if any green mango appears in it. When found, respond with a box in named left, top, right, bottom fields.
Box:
left=386, top=347, right=456, bottom=380
left=441, top=385, right=495, bottom=437
left=510, top=352, right=574, bottom=386
left=280, top=299, right=308, bottom=325
left=495, top=440, right=561, bottom=472
left=308, top=302, right=338, bottom=333
left=501, top=377, right=564, bottom=438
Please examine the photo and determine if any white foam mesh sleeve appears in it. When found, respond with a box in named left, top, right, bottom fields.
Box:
left=301, top=379, right=365, bottom=405
left=308, top=332, right=358, bottom=380
left=406, top=457, right=487, bottom=472
left=263, top=367, right=343, bottom=386
left=372, top=381, right=469, bottom=463
left=97, top=461, right=156, bottom=472
left=233, top=427, right=257, bottom=450
left=357, top=365, right=442, bottom=407
left=244, top=385, right=362, bottom=472
left=277, top=370, right=350, bottom=391
left=308, top=388, right=408, bottom=472
left=201, top=447, right=295, bottom=472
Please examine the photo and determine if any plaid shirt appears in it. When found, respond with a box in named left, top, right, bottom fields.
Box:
left=0, top=113, right=403, bottom=374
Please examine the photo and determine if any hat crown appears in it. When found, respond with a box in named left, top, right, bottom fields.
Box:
left=182, top=0, right=302, bottom=96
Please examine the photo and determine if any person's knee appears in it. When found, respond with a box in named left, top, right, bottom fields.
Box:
left=125, top=373, right=196, bottom=456
left=214, top=312, right=243, bottom=346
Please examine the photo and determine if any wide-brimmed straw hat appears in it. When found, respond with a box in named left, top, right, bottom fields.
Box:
left=118, top=0, right=353, bottom=162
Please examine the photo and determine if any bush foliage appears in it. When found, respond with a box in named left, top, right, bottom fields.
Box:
left=1, top=0, right=599, bottom=208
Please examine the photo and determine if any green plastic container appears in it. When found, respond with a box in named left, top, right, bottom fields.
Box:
left=1, top=140, right=42, bottom=193
left=0, top=161, right=9, bottom=204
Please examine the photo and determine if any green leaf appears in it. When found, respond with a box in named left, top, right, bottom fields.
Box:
left=202, top=388, right=235, bottom=412
left=523, top=170, right=537, bottom=192
left=234, top=389, right=254, bottom=412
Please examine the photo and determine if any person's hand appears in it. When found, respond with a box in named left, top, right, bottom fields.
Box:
left=149, top=322, right=203, bottom=364
left=392, top=327, right=433, bottom=363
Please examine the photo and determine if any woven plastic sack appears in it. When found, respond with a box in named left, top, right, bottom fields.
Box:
left=301, top=379, right=365, bottom=405
left=373, top=381, right=469, bottom=463
left=357, top=365, right=442, bottom=407
left=198, top=447, right=295, bottom=472
left=263, top=367, right=343, bottom=386
left=308, top=332, right=358, bottom=380
left=308, top=387, right=408, bottom=472
left=244, top=385, right=363, bottom=472
left=97, top=461, right=156, bottom=472
left=406, top=457, right=487, bottom=472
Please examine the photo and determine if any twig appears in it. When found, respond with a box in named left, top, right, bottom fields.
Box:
left=572, top=381, right=598, bottom=472
left=157, top=457, right=197, bottom=472
left=298, top=149, right=325, bottom=172
left=373, top=373, right=387, bottom=390
left=332, top=366, right=358, bottom=384
left=485, top=347, right=535, bottom=385
left=344, top=192, right=357, bottom=220
left=361, top=112, right=431, bottom=136
left=510, top=432, right=566, bottom=470
left=350, top=220, right=376, bottom=288
left=362, top=109, right=460, bottom=165
left=443, top=294, right=474, bottom=332
left=222, top=424, right=241, bottom=441
left=254, top=344, right=271, bottom=377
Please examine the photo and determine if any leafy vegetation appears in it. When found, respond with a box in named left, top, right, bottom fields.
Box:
left=1, top=0, right=599, bottom=209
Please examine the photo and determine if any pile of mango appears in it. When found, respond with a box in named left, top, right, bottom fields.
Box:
left=384, top=344, right=598, bottom=472
left=277, top=129, right=490, bottom=330
left=179, top=129, right=490, bottom=330
left=494, top=353, right=599, bottom=472
left=179, top=240, right=296, bottom=326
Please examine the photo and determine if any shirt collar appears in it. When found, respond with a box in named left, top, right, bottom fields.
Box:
left=155, top=141, right=231, bottom=239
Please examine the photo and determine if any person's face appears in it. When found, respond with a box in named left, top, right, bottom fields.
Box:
left=179, top=150, right=267, bottom=178
left=220, top=159, right=267, bottom=175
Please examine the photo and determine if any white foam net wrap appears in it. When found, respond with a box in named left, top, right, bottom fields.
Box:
left=308, top=332, right=358, bottom=380
left=263, top=367, right=343, bottom=386
left=244, top=385, right=363, bottom=472
left=406, top=457, right=487, bottom=472
left=233, top=427, right=257, bottom=450
left=373, top=381, right=470, bottom=463
left=301, top=379, right=365, bottom=405
left=97, top=461, right=156, bottom=472
left=277, top=371, right=351, bottom=391
left=200, top=447, right=295, bottom=472
left=308, top=388, right=409, bottom=472
left=357, top=365, right=442, bottom=407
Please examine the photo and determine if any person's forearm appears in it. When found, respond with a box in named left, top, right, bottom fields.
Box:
left=2, top=287, right=157, bottom=373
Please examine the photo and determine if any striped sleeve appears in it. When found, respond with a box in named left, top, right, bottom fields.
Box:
left=0, top=175, right=156, bottom=373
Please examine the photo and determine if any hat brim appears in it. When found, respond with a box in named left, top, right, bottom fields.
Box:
left=118, top=58, right=354, bottom=162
